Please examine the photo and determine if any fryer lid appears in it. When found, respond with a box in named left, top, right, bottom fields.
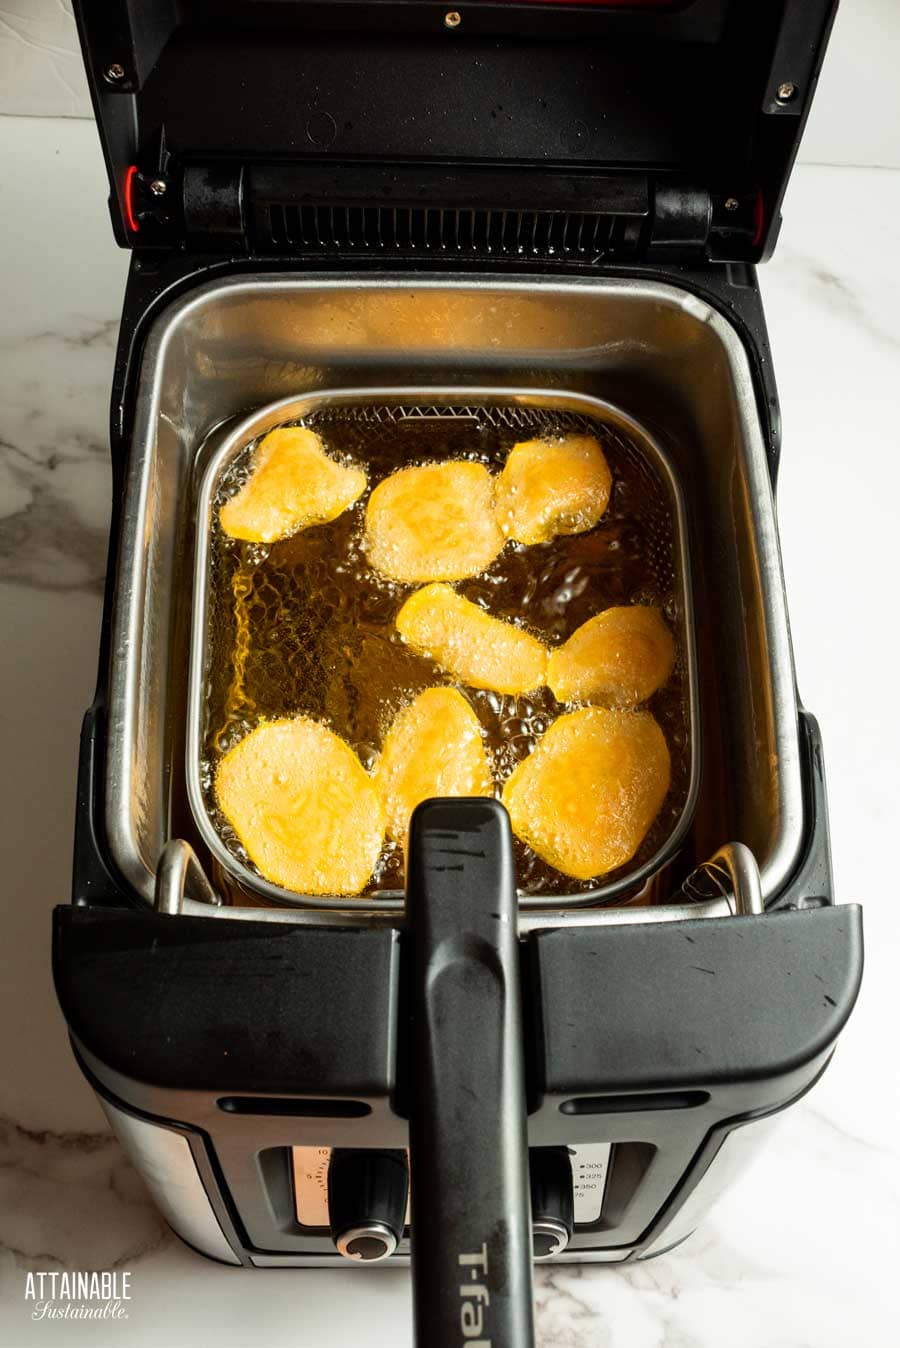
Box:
left=71, top=0, right=838, bottom=261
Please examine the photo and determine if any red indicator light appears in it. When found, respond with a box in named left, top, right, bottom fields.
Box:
left=124, top=164, right=139, bottom=233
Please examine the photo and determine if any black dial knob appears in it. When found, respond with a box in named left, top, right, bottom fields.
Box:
left=328, top=1149, right=408, bottom=1263
left=529, top=1148, right=574, bottom=1260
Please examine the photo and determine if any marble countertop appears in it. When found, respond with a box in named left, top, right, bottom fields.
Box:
left=1, top=115, right=897, bottom=1347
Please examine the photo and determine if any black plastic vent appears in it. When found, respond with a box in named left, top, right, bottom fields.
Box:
left=181, top=166, right=756, bottom=263
left=260, top=202, right=638, bottom=260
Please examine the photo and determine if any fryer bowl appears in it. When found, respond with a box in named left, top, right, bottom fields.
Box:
left=105, top=273, right=802, bottom=918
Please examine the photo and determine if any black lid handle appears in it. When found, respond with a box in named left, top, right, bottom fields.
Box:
left=405, top=798, right=535, bottom=1348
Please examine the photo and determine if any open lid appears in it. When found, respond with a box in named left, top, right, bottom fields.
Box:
left=72, top=0, right=837, bottom=264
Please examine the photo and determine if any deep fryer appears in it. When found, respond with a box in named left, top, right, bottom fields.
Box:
left=53, top=3, right=863, bottom=1344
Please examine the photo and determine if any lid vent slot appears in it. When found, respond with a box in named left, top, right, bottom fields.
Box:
left=258, top=202, right=625, bottom=261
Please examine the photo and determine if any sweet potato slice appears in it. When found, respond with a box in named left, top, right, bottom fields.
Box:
left=495, top=434, right=612, bottom=546
left=396, top=584, right=548, bottom=695
left=219, top=427, right=366, bottom=543
left=547, top=606, right=675, bottom=706
left=501, top=706, right=670, bottom=880
left=374, top=687, right=494, bottom=843
left=364, top=461, right=504, bottom=582
left=215, top=718, right=384, bottom=895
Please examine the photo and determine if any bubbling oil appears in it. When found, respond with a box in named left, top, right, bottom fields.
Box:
left=201, top=408, right=691, bottom=900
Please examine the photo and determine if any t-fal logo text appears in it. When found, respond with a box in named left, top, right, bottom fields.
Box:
left=458, top=1243, right=490, bottom=1346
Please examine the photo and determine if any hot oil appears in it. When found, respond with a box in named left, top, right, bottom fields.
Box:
left=201, top=409, right=691, bottom=900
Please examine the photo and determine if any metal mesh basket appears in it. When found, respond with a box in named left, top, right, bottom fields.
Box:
left=187, top=388, right=699, bottom=911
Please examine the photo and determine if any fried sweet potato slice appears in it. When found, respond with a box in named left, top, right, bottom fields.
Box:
left=219, top=428, right=366, bottom=543
left=215, top=718, right=384, bottom=895
left=501, top=706, right=670, bottom=880
left=364, top=461, right=504, bottom=582
left=374, top=687, right=494, bottom=843
left=396, top=583, right=548, bottom=695
left=495, top=434, right=612, bottom=546
left=547, top=606, right=675, bottom=706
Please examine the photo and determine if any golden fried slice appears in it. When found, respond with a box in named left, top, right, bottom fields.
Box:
left=364, top=461, right=504, bottom=582
left=502, top=707, right=670, bottom=880
left=396, top=584, right=548, bottom=695
left=219, top=428, right=366, bottom=543
left=495, top=434, right=612, bottom=546
left=215, top=718, right=384, bottom=895
left=374, top=688, right=494, bottom=843
left=547, top=606, right=675, bottom=706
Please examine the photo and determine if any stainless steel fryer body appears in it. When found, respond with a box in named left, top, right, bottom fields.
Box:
left=106, top=273, right=803, bottom=916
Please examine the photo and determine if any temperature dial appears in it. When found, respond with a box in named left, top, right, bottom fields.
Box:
left=529, top=1148, right=574, bottom=1260
left=328, top=1149, right=409, bottom=1262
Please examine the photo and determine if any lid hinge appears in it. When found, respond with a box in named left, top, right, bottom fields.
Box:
left=648, top=183, right=712, bottom=257
left=184, top=161, right=652, bottom=261
left=175, top=162, right=762, bottom=264
left=182, top=164, right=246, bottom=245
left=648, top=183, right=762, bottom=261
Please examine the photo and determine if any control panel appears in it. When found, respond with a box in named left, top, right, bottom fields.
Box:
left=291, top=1143, right=611, bottom=1261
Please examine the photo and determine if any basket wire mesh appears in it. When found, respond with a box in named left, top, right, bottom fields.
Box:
left=190, top=392, right=696, bottom=910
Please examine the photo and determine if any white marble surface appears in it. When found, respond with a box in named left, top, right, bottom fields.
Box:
left=0, top=1, right=88, bottom=118
left=0, top=114, right=898, bottom=1344
left=2, top=0, right=900, bottom=167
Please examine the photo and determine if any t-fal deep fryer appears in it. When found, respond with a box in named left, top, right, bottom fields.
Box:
left=54, top=3, right=863, bottom=1344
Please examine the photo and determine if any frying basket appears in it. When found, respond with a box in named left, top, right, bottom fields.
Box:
left=186, top=387, right=699, bottom=911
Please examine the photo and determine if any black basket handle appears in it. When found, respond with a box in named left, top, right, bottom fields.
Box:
left=405, top=798, right=535, bottom=1348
